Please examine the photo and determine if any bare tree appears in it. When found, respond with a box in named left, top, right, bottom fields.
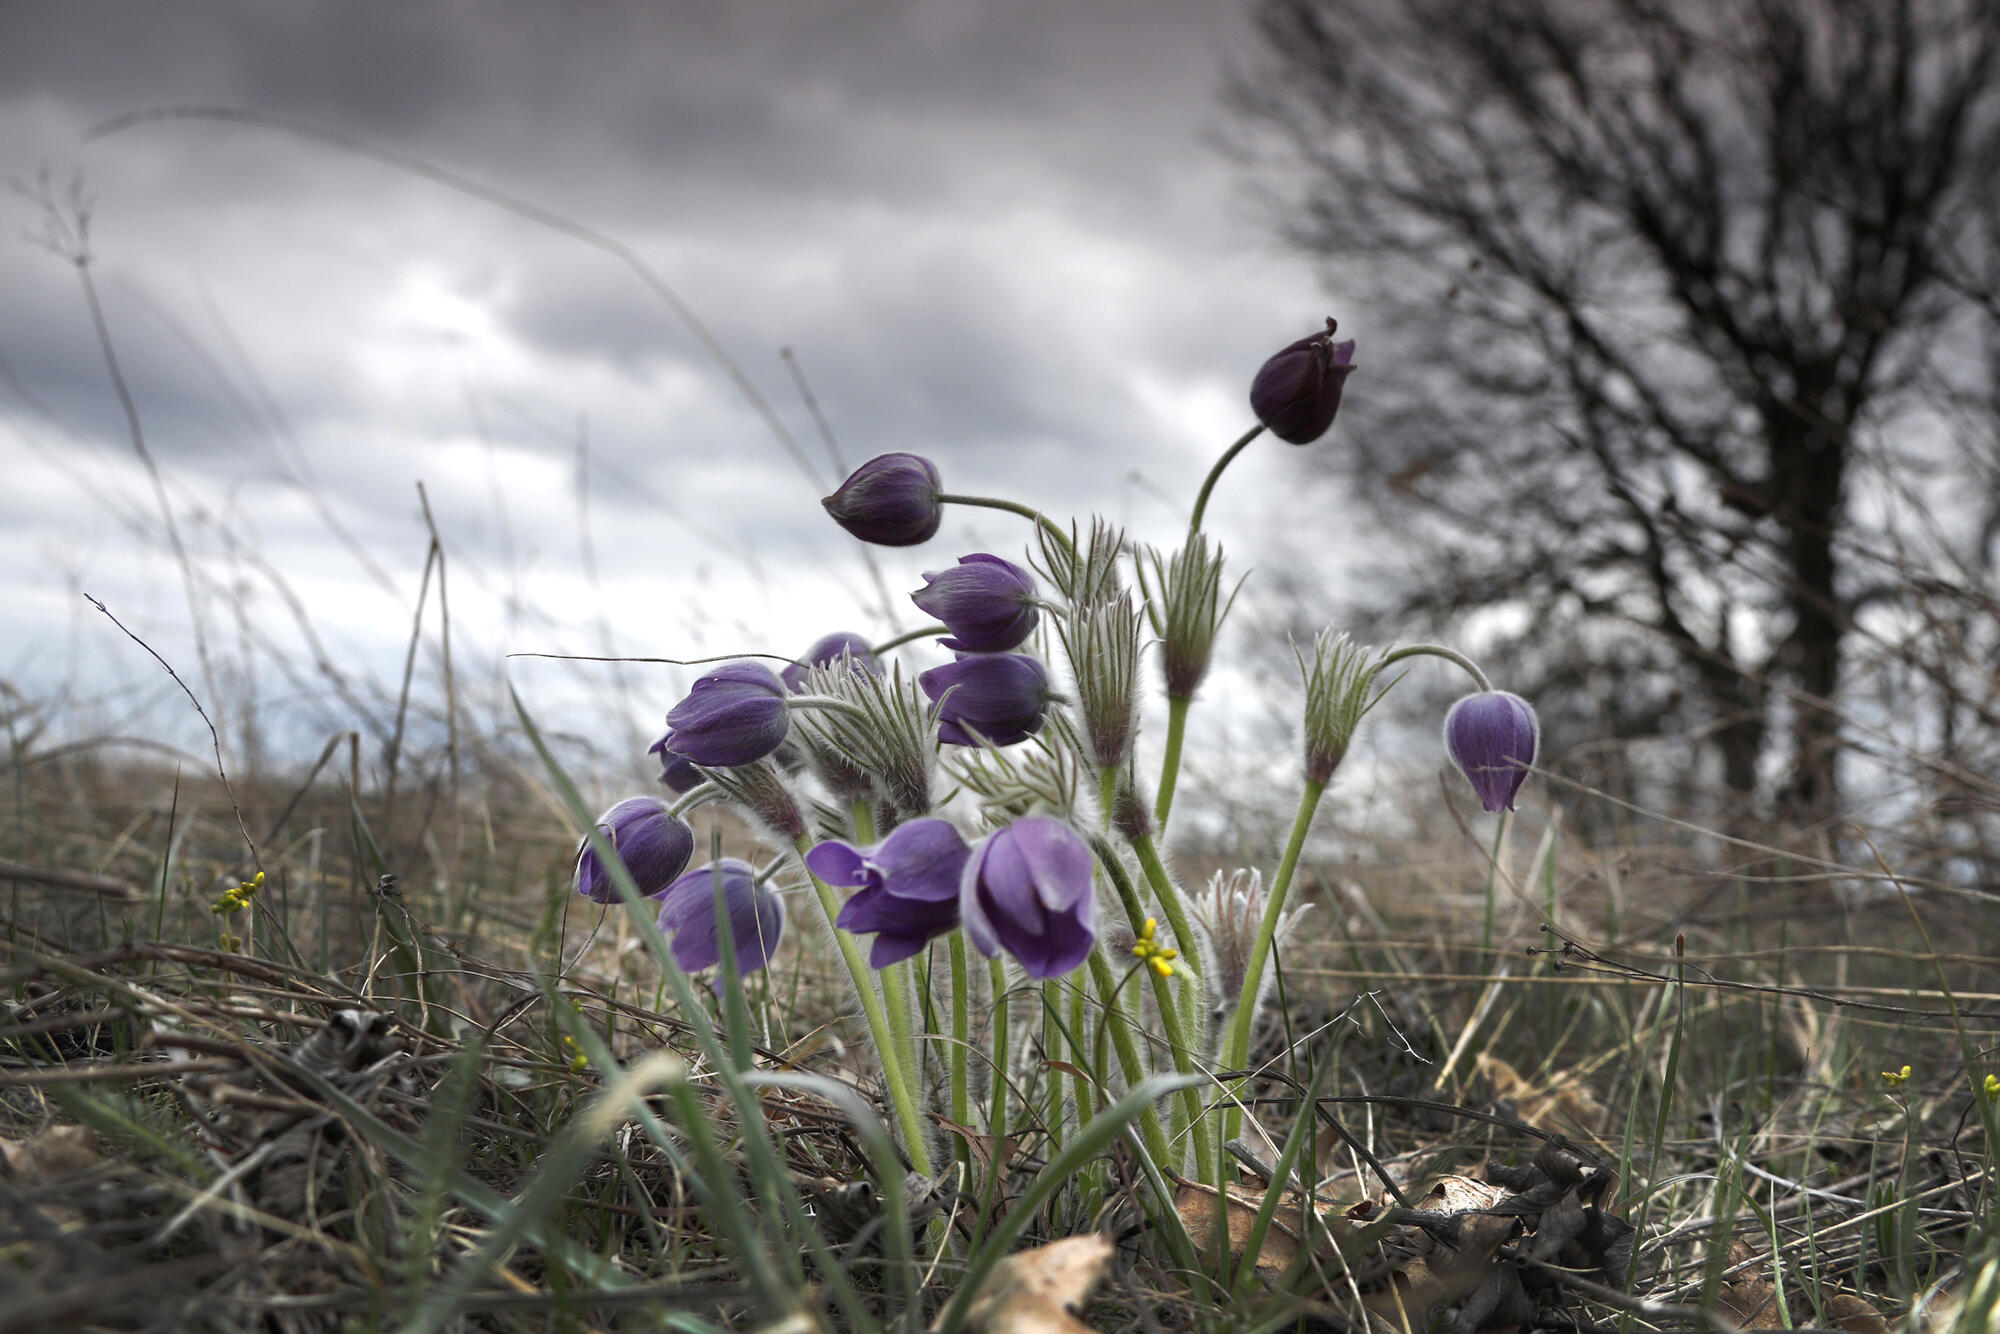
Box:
left=1235, top=0, right=2000, bottom=822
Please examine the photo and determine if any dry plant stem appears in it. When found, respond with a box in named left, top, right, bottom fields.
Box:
left=1153, top=694, right=1192, bottom=832
left=1188, top=422, right=1266, bottom=532
left=1219, top=777, right=1326, bottom=1153
left=791, top=836, right=932, bottom=1176
left=936, top=492, right=1077, bottom=561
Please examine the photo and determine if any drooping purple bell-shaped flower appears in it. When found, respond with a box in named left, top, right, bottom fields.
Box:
left=781, top=631, right=879, bottom=693
left=959, top=816, right=1096, bottom=979
left=912, top=554, right=1040, bottom=652
left=648, top=736, right=705, bottom=794
left=807, top=818, right=971, bottom=967
left=1249, top=318, right=1357, bottom=445
left=573, top=797, right=696, bottom=905
left=1443, top=691, right=1540, bottom=812
left=654, top=858, right=786, bottom=980
left=661, top=661, right=790, bottom=767
left=822, top=453, right=945, bottom=546
left=918, top=652, right=1051, bottom=747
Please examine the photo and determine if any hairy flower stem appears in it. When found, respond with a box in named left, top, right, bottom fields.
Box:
left=1041, top=982, right=1065, bottom=1150
left=1129, top=833, right=1199, bottom=973
left=1218, top=778, right=1326, bottom=1155
left=987, top=955, right=1010, bottom=1136
left=868, top=623, right=950, bottom=655
left=793, top=837, right=932, bottom=1177
left=950, top=933, right=970, bottom=1166
left=849, top=800, right=876, bottom=846
left=1087, top=834, right=1213, bottom=1181
left=1069, top=983, right=1092, bottom=1131
left=1187, top=423, right=1266, bottom=533
left=1152, top=695, right=1191, bottom=832
left=936, top=492, right=1078, bottom=562
left=1374, top=642, right=1492, bottom=692
left=1084, top=951, right=1175, bottom=1168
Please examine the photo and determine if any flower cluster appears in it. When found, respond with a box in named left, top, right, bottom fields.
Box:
left=210, top=869, right=265, bottom=915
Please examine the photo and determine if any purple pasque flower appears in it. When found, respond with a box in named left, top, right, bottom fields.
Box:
left=662, top=661, right=790, bottom=767
left=655, top=859, right=786, bottom=980
left=807, top=818, right=971, bottom=967
left=648, top=736, right=705, bottom=794
left=912, top=553, right=1040, bottom=652
left=781, top=630, right=878, bottom=693
left=918, top=652, right=1051, bottom=747
left=1443, top=690, right=1540, bottom=813
left=960, top=816, right=1096, bottom=979
left=574, top=797, right=696, bottom=905
left=822, top=452, right=945, bottom=546
left=1250, top=318, right=1357, bottom=445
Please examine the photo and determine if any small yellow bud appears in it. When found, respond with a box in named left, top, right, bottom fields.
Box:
left=1150, top=957, right=1173, bottom=978
left=1882, top=1065, right=1911, bottom=1088
left=1984, top=1073, right=1999, bottom=1102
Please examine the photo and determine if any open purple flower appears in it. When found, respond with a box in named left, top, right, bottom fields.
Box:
left=960, top=817, right=1096, bottom=979
left=912, top=554, right=1040, bottom=652
left=1250, top=318, right=1357, bottom=445
left=822, top=453, right=945, bottom=546
left=808, top=818, right=971, bottom=967
left=1443, top=691, right=1540, bottom=812
left=648, top=736, right=705, bottom=794
left=655, top=859, right=786, bottom=981
left=918, top=653, right=1051, bottom=747
left=661, top=661, right=790, bottom=767
left=574, top=797, right=695, bottom=905
left=781, top=631, right=879, bottom=693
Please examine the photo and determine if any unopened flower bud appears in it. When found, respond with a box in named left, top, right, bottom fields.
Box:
left=822, top=452, right=944, bottom=546
left=662, top=661, right=791, bottom=768
left=655, top=859, right=786, bottom=983
left=919, top=653, right=1052, bottom=748
left=781, top=631, right=878, bottom=693
left=960, top=817, right=1096, bottom=979
left=912, top=554, right=1040, bottom=652
left=1443, top=691, right=1540, bottom=812
left=648, top=737, right=705, bottom=794
left=573, top=797, right=696, bottom=904
left=1250, top=318, right=1356, bottom=445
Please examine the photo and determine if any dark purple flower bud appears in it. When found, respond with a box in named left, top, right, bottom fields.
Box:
left=822, top=452, right=944, bottom=546
left=918, top=653, right=1051, bottom=747
left=781, top=631, right=879, bottom=693
left=1249, top=318, right=1357, bottom=445
left=655, top=859, right=786, bottom=981
left=662, top=661, right=790, bottom=767
left=959, top=817, right=1096, bottom=979
left=1443, top=691, right=1540, bottom=813
left=912, top=554, right=1040, bottom=653
left=573, top=797, right=695, bottom=905
left=808, top=818, right=971, bottom=967
left=648, top=735, right=705, bottom=794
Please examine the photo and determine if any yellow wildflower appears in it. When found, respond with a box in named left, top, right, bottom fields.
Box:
left=1131, top=916, right=1178, bottom=980
left=1881, top=1065, right=1911, bottom=1088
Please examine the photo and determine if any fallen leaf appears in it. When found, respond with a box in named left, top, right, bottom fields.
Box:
left=0, top=1122, right=101, bottom=1180
left=1477, top=1053, right=1609, bottom=1140
left=1822, top=1292, right=1890, bottom=1334
left=1715, top=1238, right=1785, bottom=1329
left=948, top=1233, right=1114, bottom=1334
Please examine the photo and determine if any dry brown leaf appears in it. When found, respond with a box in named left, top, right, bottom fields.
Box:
left=1715, top=1238, right=1785, bottom=1329
left=948, top=1233, right=1114, bottom=1334
left=0, top=1122, right=102, bottom=1180
left=1173, top=1178, right=1367, bottom=1277
left=1359, top=1176, right=1517, bottom=1325
left=1477, top=1053, right=1609, bottom=1138
left=1822, top=1293, right=1891, bottom=1334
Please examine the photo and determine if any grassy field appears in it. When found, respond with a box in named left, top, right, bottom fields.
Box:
left=4, top=711, right=1995, bottom=1333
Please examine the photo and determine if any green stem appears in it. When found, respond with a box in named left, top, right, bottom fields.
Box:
left=667, top=782, right=722, bottom=817
left=1086, top=833, right=1212, bottom=1181
left=849, top=800, right=877, bottom=847
left=950, top=932, right=970, bottom=1163
left=792, top=837, right=932, bottom=1177
left=937, top=492, right=1076, bottom=560
left=1085, top=952, right=1175, bottom=1168
left=1041, top=980, right=1064, bottom=1151
left=975, top=955, right=1011, bottom=1251
left=1219, top=779, right=1325, bottom=1151
left=870, top=623, right=950, bottom=655
left=1188, top=423, right=1265, bottom=533
left=1374, top=642, right=1492, bottom=693
left=1153, top=694, right=1191, bottom=833
left=1069, top=981, right=1093, bottom=1129
left=1098, top=764, right=1119, bottom=828
left=882, top=959, right=918, bottom=1115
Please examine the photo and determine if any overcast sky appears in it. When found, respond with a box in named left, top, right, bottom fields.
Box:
left=0, top=1, right=1371, bottom=798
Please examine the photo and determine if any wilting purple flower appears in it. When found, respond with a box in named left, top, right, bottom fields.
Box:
left=912, top=554, right=1040, bottom=652
left=1443, top=691, right=1540, bottom=813
left=1250, top=318, right=1357, bottom=445
left=918, top=653, right=1051, bottom=747
left=781, top=631, right=879, bottom=693
left=822, top=453, right=945, bottom=546
left=662, top=661, right=790, bottom=767
left=648, top=736, right=705, bottom=794
left=960, top=817, right=1096, bottom=979
left=808, top=818, right=971, bottom=967
left=655, top=859, right=786, bottom=980
left=574, top=797, right=695, bottom=905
